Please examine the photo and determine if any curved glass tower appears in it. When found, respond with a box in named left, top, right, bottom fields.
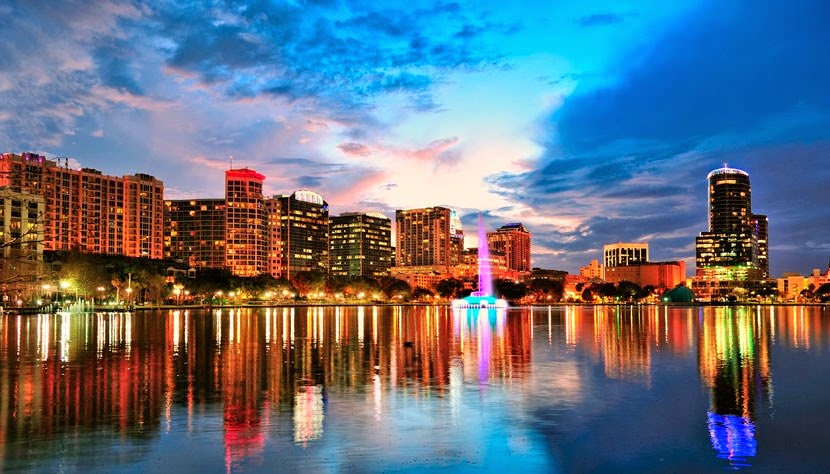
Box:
left=695, top=166, right=769, bottom=285
left=707, top=167, right=752, bottom=235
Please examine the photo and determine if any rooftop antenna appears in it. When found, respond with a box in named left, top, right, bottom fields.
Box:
left=229, top=155, right=234, bottom=170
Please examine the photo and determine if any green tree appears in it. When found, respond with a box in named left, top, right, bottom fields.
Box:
left=436, top=278, right=465, bottom=299
left=378, top=277, right=411, bottom=301
left=494, top=278, right=528, bottom=302
left=411, top=286, right=435, bottom=301
left=581, top=287, right=594, bottom=302
left=528, top=278, right=563, bottom=302
left=595, top=282, right=617, bottom=302
left=291, top=271, right=327, bottom=298
left=616, top=281, right=642, bottom=302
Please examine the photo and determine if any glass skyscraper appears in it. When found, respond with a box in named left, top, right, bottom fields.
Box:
left=695, top=166, right=769, bottom=280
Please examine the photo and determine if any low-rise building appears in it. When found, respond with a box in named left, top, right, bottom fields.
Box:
left=604, top=261, right=686, bottom=291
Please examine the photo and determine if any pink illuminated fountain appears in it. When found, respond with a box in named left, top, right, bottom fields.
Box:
left=452, top=213, right=508, bottom=309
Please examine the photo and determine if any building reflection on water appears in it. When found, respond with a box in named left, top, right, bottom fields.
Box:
left=0, top=306, right=531, bottom=470
left=0, top=305, right=828, bottom=470
left=697, top=306, right=773, bottom=468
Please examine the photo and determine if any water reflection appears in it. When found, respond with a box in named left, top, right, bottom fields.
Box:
left=0, top=305, right=828, bottom=471
left=698, top=306, right=772, bottom=468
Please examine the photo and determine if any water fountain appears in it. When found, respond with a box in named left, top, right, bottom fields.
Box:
left=451, top=213, right=509, bottom=310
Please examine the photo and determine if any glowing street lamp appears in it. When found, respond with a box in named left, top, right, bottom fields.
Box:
left=173, top=284, right=183, bottom=305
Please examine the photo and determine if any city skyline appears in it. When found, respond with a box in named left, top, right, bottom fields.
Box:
left=2, top=1, right=829, bottom=276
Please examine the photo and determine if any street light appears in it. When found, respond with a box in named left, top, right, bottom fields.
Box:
left=173, top=284, right=183, bottom=305
left=97, top=286, right=105, bottom=305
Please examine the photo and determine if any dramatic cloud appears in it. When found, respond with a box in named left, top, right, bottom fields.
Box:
left=2, top=0, right=828, bottom=275
left=490, top=0, right=830, bottom=274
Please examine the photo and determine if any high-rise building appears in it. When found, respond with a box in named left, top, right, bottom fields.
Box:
left=488, top=223, right=531, bottom=275
left=751, top=214, right=769, bottom=279
left=695, top=167, right=763, bottom=273
left=123, top=173, right=164, bottom=258
left=0, top=152, right=164, bottom=258
left=225, top=168, right=266, bottom=277
left=0, top=188, right=45, bottom=296
left=329, top=212, right=392, bottom=278
left=267, top=190, right=329, bottom=279
left=694, top=166, right=768, bottom=300
left=603, top=242, right=648, bottom=268
left=395, top=206, right=455, bottom=267
left=164, top=199, right=226, bottom=268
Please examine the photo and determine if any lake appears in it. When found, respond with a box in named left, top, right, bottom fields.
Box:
left=1, top=305, right=828, bottom=472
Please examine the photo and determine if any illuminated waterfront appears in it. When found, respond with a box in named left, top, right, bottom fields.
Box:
left=0, top=305, right=828, bottom=472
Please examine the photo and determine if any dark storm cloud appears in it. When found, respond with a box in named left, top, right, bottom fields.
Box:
left=93, top=41, right=145, bottom=95
left=296, top=175, right=324, bottom=188
left=491, top=0, right=830, bottom=274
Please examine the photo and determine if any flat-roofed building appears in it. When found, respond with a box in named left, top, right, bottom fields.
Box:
left=604, top=261, right=687, bottom=291
left=330, top=212, right=391, bottom=278
left=0, top=152, right=163, bottom=258
left=603, top=242, right=649, bottom=269
left=395, top=206, right=455, bottom=267
left=225, top=168, right=266, bottom=277
left=267, top=190, right=329, bottom=279
left=487, top=223, right=531, bottom=276
left=164, top=198, right=226, bottom=269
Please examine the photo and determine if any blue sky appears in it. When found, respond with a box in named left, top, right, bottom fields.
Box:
left=2, top=0, right=829, bottom=276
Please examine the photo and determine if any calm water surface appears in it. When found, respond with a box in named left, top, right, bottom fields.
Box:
left=1, top=305, right=829, bottom=472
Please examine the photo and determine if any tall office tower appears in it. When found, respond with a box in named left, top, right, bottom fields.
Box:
left=225, top=168, right=266, bottom=277
left=267, top=190, right=329, bottom=279
left=603, top=242, right=649, bottom=268
left=164, top=199, right=227, bottom=268
left=693, top=167, right=769, bottom=301
left=751, top=214, right=769, bottom=279
left=695, top=167, right=761, bottom=273
left=123, top=173, right=165, bottom=258
left=329, top=212, right=392, bottom=277
left=395, top=206, right=455, bottom=267
left=0, top=152, right=164, bottom=258
left=488, top=223, right=532, bottom=273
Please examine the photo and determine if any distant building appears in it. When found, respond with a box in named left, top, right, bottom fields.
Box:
left=329, top=212, right=392, bottom=278
left=604, top=261, right=686, bottom=291
left=603, top=242, right=649, bottom=269
left=487, top=223, right=531, bottom=276
left=164, top=198, right=226, bottom=269
left=0, top=152, right=164, bottom=258
left=268, top=190, right=329, bottom=279
left=389, top=265, right=449, bottom=290
left=751, top=214, right=769, bottom=279
left=225, top=168, right=266, bottom=277
left=580, top=259, right=602, bottom=279
left=777, top=272, right=805, bottom=301
left=396, top=207, right=457, bottom=266
left=453, top=248, right=508, bottom=283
